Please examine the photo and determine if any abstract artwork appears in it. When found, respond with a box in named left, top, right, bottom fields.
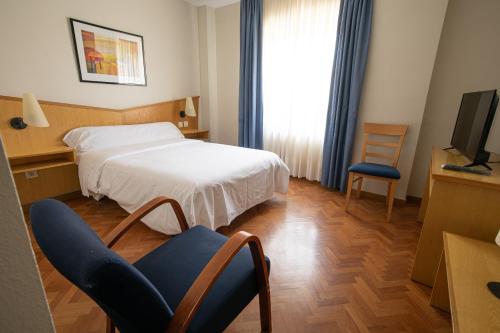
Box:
left=70, top=19, right=146, bottom=85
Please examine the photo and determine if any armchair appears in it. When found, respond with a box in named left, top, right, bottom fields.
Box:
left=30, top=196, right=271, bottom=333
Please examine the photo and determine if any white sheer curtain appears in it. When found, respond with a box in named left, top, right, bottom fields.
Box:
left=263, top=0, right=340, bottom=181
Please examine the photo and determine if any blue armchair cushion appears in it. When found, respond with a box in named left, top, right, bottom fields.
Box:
left=134, top=225, right=270, bottom=333
left=348, top=162, right=400, bottom=179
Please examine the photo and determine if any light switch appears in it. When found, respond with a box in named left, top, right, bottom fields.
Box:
left=183, top=120, right=189, bottom=127
left=178, top=122, right=183, bottom=128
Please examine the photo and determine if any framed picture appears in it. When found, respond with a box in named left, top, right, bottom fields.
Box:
left=70, top=18, right=147, bottom=86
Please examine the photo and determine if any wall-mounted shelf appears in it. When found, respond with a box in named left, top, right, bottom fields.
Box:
left=181, top=129, right=209, bottom=140
left=8, top=146, right=75, bottom=174
left=7, top=146, right=80, bottom=205
left=10, top=160, right=75, bottom=174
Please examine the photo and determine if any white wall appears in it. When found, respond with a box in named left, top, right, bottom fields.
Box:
left=0, top=136, right=55, bottom=333
left=0, top=0, right=200, bottom=109
left=353, top=0, right=448, bottom=199
left=215, top=3, right=240, bottom=145
left=197, top=2, right=240, bottom=144
left=198, top=6, right=219, bottom=137
left=408, top=0, right=500, bottom=197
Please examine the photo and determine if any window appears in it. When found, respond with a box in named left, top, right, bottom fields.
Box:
left=263, top=0, right=340, bottom=181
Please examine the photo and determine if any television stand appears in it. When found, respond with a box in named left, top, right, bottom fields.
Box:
left=412, top=148, right=500, bottom=290
left=464, top=162, right=492, bottom=170
left=441, top=147, right=492, bottom=170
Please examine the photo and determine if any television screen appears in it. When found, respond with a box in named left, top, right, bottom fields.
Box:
left=451, top=90, right=498, bottom=163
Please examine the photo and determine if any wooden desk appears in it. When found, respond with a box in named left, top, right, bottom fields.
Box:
left=412, top=148, right=500, bottom=287
left=8, top=146, right=80, bottom=205
left=181, top=129, right=209, bottom=140
left=430, top=233, right=500, bottom=332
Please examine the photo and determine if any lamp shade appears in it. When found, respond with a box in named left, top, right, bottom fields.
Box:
left=185, top=97, right=196, bottom=117
left=23, top=93, right=49, bottom=127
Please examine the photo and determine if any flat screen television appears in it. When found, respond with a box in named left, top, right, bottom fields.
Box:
left=450, top=89, right=498, bottom=168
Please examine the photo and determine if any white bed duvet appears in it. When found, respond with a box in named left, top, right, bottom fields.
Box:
left=78, top=139, right=289, bottom=234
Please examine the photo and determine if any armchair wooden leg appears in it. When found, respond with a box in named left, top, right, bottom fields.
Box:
left=345, top=172, right=354, bottom=211
left=356, top=176, right=363, bottom=198
left=386, top=181, right=397, bottom=222
left=258, top=283, right=272, bottom=332
left=106, top=316, right=115, bottom=333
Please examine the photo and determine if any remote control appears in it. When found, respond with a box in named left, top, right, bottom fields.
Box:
left=441, top=163, right=492, bottom=175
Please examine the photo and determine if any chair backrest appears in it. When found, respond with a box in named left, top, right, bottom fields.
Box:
left=30, top=199, right=173, bottom=333
left=361, top=123, right=408, bottom=167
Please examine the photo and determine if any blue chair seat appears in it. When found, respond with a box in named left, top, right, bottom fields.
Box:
left=348, top=162, right=400, bottom=179
left=134, top=225, right=270, bottom=333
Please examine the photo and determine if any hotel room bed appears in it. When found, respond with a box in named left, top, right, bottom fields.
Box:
left=65, top=122, right=289, bottom=235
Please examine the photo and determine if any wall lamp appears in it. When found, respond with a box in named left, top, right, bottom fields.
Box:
left=179, top=96, right=197, bottom=118
left=10, top=93, right=49, bottom=130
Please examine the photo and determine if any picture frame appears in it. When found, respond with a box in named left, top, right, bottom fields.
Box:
left=69, top=18, right=147, bottom=86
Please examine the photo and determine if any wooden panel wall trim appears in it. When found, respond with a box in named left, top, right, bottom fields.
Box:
left=0, top=95, right=116, bottom=111
left=0, top=96, right=199, bottom=155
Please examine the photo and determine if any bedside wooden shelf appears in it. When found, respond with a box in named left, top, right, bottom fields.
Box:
left=181, top=129, right=209, bottom=140
left=7, top=146, right=80, bottom=205
left=10, top=160, right=75, bottom=174
left=8, top=146, right=75, bottom=159
left=8, top=146, right=76, bottom=174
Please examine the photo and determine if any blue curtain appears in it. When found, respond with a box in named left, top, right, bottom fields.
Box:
left=321, top=0, right=373, bottom=191
left=238, top=0, right=264, bottom=149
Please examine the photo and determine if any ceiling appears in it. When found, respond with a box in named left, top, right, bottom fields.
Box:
left=184, top=0, right=239, bottom=8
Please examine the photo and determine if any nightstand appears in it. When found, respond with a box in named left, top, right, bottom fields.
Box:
left=181, top=129, right=209, bottom=140
left=8, top=146, right=80, bottom=205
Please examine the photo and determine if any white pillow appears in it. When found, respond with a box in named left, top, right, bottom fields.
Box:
left=63, top=122, right=183, bottom=153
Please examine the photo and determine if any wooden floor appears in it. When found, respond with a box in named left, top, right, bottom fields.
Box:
left=32, top=178, right=451, bottom=332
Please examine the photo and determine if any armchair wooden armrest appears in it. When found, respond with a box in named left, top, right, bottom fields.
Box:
left=166, top=231, right=272, bottom=333
left=103, top=196, right=189, bottom=248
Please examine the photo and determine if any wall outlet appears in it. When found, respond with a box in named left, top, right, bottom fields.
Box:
left=25, top=170, right=38, bottom=179
left=183, top=120, right=189, bottom=127
left=178, top=121, right=184, bottom=128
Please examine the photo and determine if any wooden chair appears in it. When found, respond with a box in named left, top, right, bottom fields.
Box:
left=30, top=197, right=272, bottom=333
left=345, top=123, right=408, bottom=221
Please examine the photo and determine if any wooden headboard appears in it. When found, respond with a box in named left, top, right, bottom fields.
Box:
left=0, top=95, right=199, bottom=155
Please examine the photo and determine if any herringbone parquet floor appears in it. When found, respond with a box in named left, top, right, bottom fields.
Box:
left=31, top=178, right=451, bottom=332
